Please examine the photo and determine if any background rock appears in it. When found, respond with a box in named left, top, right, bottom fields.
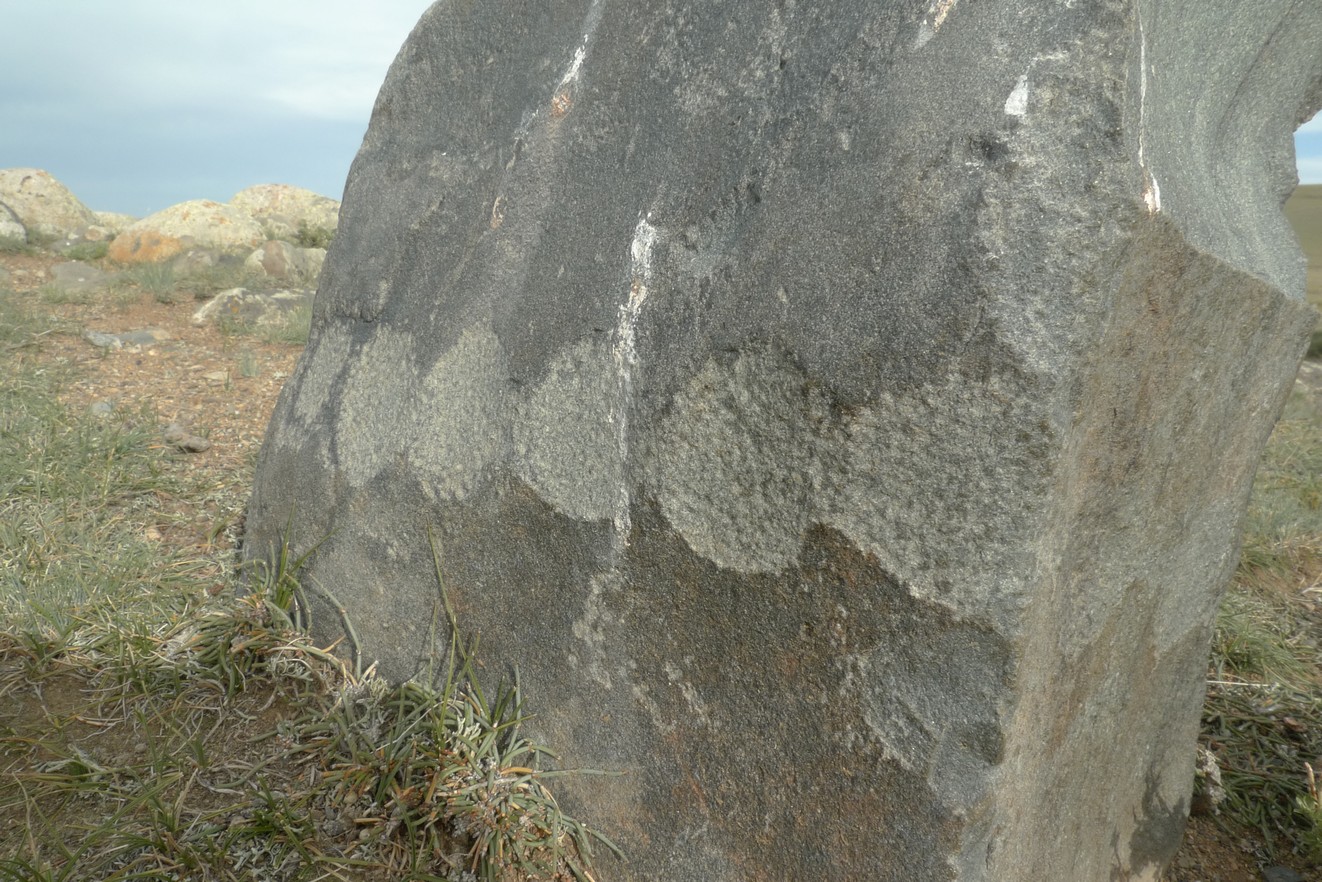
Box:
left=244, top=240, right=326, bottom=284
left=192, top=287, right=310, bottom=328
left=50, top=261, right=116, bottom=293
left=81, top=211, right=139, bottom=243
left=108, top=200, right=263, bottom=264
left=0, top=168, right=96, bottom=239
left=245, top=2, right=1322, bottom=880
left=230, top=184, right=339, bottom=241
left=0, top=201, right=26, bottom=242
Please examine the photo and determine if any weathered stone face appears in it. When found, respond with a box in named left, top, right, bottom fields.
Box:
left=245, top=1, right=1322, bottom=879
left=0, top=168, right=97, bottom=239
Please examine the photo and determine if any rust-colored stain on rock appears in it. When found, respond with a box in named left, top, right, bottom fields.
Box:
left=107, top=230, right=185, bottom=264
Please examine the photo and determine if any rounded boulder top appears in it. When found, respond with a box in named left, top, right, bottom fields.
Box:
left=230, top=184, right=340, bottom=241
left=0, top=168, right=97, bottom=239
left=107, top=199, right=264, bottom=265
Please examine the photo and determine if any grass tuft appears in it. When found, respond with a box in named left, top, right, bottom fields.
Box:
left=1199, top=383, right=1322, bottom=865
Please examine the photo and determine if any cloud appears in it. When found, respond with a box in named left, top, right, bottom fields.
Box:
left=2, top=1, right=431, bottom=122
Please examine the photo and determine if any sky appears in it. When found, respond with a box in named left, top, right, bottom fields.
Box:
left=0, top=2, right=1319, bottom=219
left=0, top=1, right=434, bottom=217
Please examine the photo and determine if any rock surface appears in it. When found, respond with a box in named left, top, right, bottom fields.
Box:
left=51, top=261, right=115, bottom=293
left=230, top=184, right=340, bottom=240
left=80, top=211, right=139, bottom=244
left=108, top=200, right=264, bottom=264
left=192, top=287, right=310, bottom=328
left=245, top=2, right=1322, bottom=881
left=244, top=240, right=326, bottom=284
left=0, top=168, right=97, bottom=239
left=0, top=201, right=25, bottom=242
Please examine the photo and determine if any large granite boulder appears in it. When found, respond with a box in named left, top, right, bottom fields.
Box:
left=245, top=2, right=1322, bottom=880
left=230, top=184, right=340, bottom=241
left=108, top=200, right=264, bottom=264
left=0, top=168, right=97, bottom=239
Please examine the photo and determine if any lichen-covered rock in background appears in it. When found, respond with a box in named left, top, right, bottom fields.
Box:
left=244, top=240, right=326, bottom=284
left=192, top=287, right=310, bottom=328
left=0, top=168, right=97, bottom=239
left=230, top=184, right=339, bottom=242
left=108, top=200, right=263, bottom=264
left=245, top=2, right=1322, bottom=880
left=84, top=210, right=138, bottom=241
left=0, top=201, right=25, bottom=243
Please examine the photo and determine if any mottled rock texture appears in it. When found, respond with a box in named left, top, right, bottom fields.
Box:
left=230, top=184, right=340, bottom=240
left=245, top=1, right=1322, bottom=879
left=0, top=201, right=25, bottom=242
left=108, top=200, right=263, bottom=264
left=0, top=168, right=97, bottom=238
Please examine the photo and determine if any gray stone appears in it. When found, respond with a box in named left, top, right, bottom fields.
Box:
left=244, top=240, right=326, bottom=284
left=1262, top=868, right=1305, bottom=882
left=191, top=287, right=311, bottom=328
left=51, top=261, right=115, bottom=293
left=230, top=184, right=340, bottom=240
left=172, top=249, right=217, bottom=275
left=0, top=200, right=25, bottom=243
left=163, top=422, right=211, bottom=453
left=108, top=200, right=263, bottom=264
left=90, top=211, right=137, bottom=236
left=83, top=328, right=170, bottom=350
left=244, top=2, right=1322, bottom=881
left=0, top=169, right=96, bottom=239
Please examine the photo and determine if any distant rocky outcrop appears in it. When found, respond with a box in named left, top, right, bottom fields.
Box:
left=231, top=184, right=339, bottom=241
left=85, top=211, right=138, bottom=242
left=0, top=170, right=332, bottom=337
left=0, top=168, right=97, bottom=239
left=107, top=200, right=265, bottom=264
left=0, top=168, right=341, bottom=276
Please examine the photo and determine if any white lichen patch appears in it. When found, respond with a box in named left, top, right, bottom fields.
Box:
left=1004, top=75, right=1029, bottom=117
left=557, top=45, right=588, bottom=93
left=607, top=214, right=661, bottom=541
left=1142, top=171, right=1162, bottom=215
left=915, top=0, right=959, bottom=48
left=548, top=0, right=604, bottom=117
left=1136, top=10, right=1162, bottom=215
left=571, top=572, right=619, bottom=689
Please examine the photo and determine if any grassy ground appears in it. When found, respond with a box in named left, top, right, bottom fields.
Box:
left=1285, top=183, right=1322, bottom=358
left=0, top=290, right=614, bottom=882
left=1200, top=378, right=1322, bottom=868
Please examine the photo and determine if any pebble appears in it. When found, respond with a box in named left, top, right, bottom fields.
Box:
left=84, top=328, right=170, bottom=350
left=162, top=421, right=211, bottom=453
left=1262, top=866, right=1304, bottom=882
